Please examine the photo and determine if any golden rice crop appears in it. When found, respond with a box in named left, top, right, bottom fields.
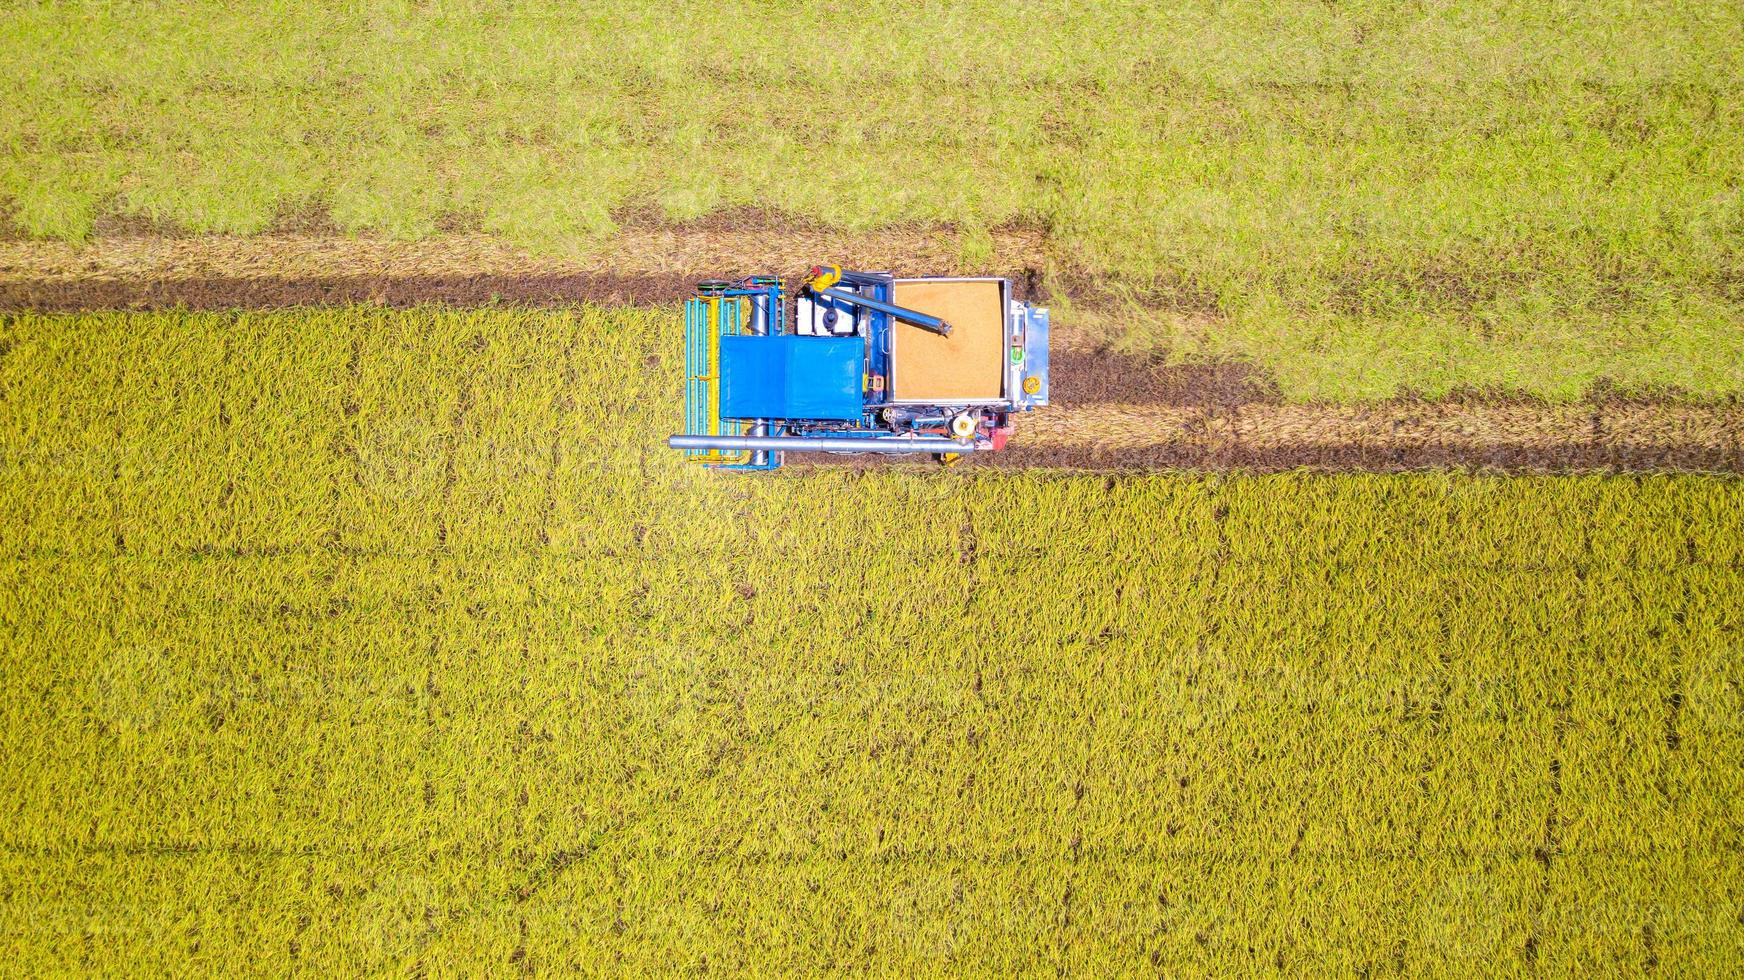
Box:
left=0, top=308, right=1740, bottom=975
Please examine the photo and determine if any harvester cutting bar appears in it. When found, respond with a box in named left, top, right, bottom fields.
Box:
left=813, top=286, right=952, bottom=337
left=668, top=434, right=977, bottom=454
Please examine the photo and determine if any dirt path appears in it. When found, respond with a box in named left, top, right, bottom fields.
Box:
left=2, top=232, right=1738, bottom=475
left=977, top=401, right=1743, bottom=473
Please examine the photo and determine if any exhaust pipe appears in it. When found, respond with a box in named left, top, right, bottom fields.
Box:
left=668, top=434, right=976, bottom=454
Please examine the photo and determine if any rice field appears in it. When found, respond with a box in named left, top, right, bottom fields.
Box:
left=4, top=1, right=1744, bottom=399
left=1, top=307, right=1741, bottom=973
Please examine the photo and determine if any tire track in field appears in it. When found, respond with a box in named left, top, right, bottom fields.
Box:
left=985, top=402, right=1744, bottom=474
left=536, top=327, right=584, bottom=548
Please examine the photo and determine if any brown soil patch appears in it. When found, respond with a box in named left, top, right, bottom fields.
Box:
left=1050, top=347, right=1279, bottom=407
left=1047, top=264, right=1223, bottom=320
left=612, top=203, right=852, bottom=235
left=267, top=202, right=347, bottom=237
left=0, top=204, right=26, bottom=243
left=89, top=212, right=193, bottom=239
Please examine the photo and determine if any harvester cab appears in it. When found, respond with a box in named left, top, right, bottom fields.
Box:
left=668, top=266, right=1050, bottom=470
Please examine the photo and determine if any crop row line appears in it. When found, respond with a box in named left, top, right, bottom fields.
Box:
left=5, top=840, right=1736, bottom=864
left=2, top=548, right=1739, bottom=572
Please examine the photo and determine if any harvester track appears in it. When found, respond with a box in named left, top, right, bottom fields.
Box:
left=976, top=402, right=1744, bottom=474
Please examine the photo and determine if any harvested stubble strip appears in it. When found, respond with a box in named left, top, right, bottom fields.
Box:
left=0, top=229, right=1047, bottom=285
left=1602, top=403, right=1744, bottom=450
left=1017, top=402, right=1744, bottom=457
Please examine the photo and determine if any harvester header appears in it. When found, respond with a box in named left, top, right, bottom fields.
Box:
left=667, top=268, right=1050, bottom=470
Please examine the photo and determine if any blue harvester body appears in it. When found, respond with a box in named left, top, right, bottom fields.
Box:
left=669, top=268, right=1050, bottom=470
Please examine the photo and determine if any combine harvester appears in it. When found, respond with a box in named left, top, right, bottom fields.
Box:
left=668, top=266, right=1050, bottom=470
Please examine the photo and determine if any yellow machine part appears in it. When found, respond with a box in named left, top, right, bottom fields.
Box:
left=806, top=265, right=843, bottom=291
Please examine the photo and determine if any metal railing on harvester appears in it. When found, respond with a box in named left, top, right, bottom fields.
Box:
left=681, top=280, right=783, bottom=470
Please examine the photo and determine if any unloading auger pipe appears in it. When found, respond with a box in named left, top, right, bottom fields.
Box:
left=813, top=287, right=953, bottom=337
left=668, top=434, right=977, bottom=454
